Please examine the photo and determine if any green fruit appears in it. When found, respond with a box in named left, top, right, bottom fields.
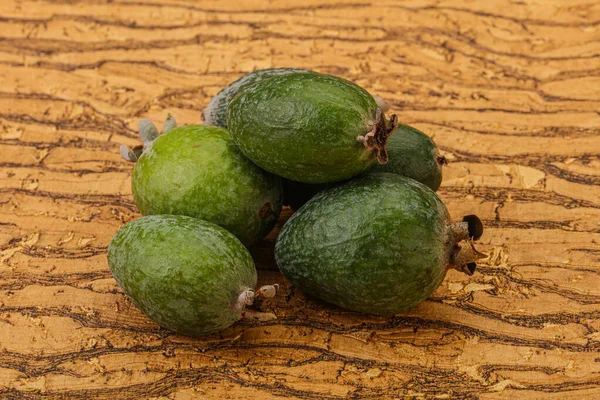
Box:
left=371, top=123, right=445, bottom=191
left=275, top=173, right=483, bottom=315
left=107, top=215, right=258, bottom=336
left=227, top=73, right=397, bottom=184
left=282, top=123, right=445, bottom=210
left=132, top=124, right=282, bottom=246
left=202, top=68, right=311, bottom=129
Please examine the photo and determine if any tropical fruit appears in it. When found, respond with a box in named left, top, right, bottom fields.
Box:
left=107, top=215, right=259, bottom=336
left=227, top=73, right=397, bottom=183
left=202, top=67, right=311, bottom=129
left=127, top=118, right=282, bottom=246
left=283, top=123, right=446, bottom=210
left=275, top=173, right=484, bottom=314
left=371, top=123, right=445, bottom=191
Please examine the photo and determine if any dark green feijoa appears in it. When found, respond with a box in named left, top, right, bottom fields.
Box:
left=126, top=117, right=282, bottom=246
left=202, top=68, right=312, bottom=129
left=107, top=215, right=260, bottom=336
left=275, top=173, right=484, bottom=315
left=282, top=123, right=446, bottom=210
left=227, top=73, right=398, bottom=184
left=371, top=123, right=445, bottom=191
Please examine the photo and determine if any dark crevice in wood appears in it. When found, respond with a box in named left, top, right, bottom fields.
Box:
left=439, top=186, right=600, bottom=210
left=484, top=219, right=600, bottom=234
left=31, top=0, right=600, bottom=28
left=1, top=26, right=599, bottom=63
left=0, top=188, right=136, bottom=211
left=444, top=149, right=600, bottom=186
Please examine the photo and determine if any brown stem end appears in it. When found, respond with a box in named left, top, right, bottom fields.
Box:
left=357, top=108, right=398, bottom=164
left=448, top=214, right=486, bottom=276
left=450, top=240, right=487, bottom=276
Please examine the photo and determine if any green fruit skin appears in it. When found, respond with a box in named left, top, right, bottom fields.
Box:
left=132, top=125, right=282, bottom=246
left=275, top=173, right=452, bottom=315
left=283, top=124, right=443, bottom=210
left=371, top=123, right=443, bottom=191
left=107, top=215, right=257, bottom=336
left=227, top=73, right=379, bottom=184
left=203, top=68, right=311, bottom=129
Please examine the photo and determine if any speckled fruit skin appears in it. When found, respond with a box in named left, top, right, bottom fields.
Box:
left=132, top=125, right=282, bottom=246
left=275, top=173, right=453, bottom=315
left=283, top=123, right=444, bottom=210
left=227, top=73, right=379, bottom=184
left=107, top=215, right=257, bottom=336
left=203, top=68, right=311, bottom=129
left=371, top=123, right=443, bottom=191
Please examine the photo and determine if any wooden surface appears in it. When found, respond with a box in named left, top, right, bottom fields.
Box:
left=1, top=0, right=599, bottom=398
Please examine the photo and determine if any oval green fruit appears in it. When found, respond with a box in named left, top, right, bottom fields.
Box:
left=283, top=123, right=445, bottom=210
left=227, top=73, right=397, bottom=184
left=107, top=215, right=258, bottom=336
left=275, top=173, right=483, bottom=315
left=202, top=68, right=311, bottom=129
left=371, top=123, right=445, bottom=191
left=132, top=124, right=282, bottom=246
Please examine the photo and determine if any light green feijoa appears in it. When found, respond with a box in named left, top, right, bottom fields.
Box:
left=128, top=117, right=282, bottom=246
left=202, top=68, right=312, bottom=129
left=227, top=73, right=397, bottom=184
left=275, top=173, right=484, bottom=315
left=107, top=215, right=258, bottom=336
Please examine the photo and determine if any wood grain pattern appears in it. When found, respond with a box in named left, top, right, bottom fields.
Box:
left=0, top=0, right=599, bottom=398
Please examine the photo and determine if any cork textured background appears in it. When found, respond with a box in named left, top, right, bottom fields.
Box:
left=0, top=0, right=599, bottom=398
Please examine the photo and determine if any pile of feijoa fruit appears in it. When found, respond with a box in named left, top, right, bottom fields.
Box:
left=108, top=68, right=485, bottom=336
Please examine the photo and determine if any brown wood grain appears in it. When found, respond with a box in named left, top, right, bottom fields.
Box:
left=0, top=0, right=599, bottom=398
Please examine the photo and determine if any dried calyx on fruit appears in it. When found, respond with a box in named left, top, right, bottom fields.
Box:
left=120, top=114, right=177, bottom=162
left=119, top=114, right=283, bottom=246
